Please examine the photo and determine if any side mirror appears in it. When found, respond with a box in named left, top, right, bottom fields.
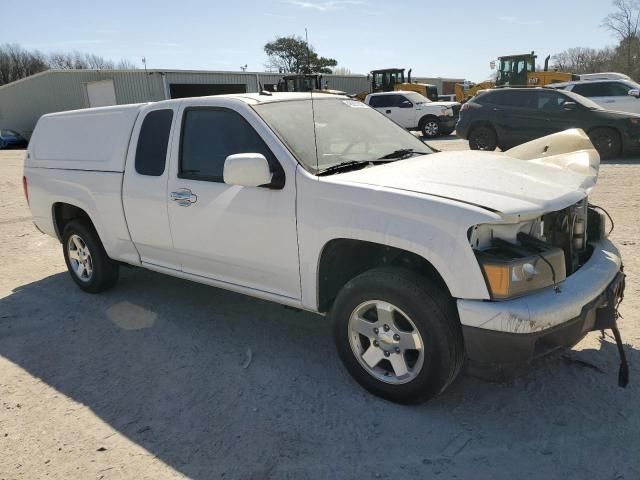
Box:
left=563, top=101, right=578, bottom=110
left=223, top=153, right=273, bottom=188
left=628, top=88, right=640, bottom=98
left=399, top=100, right=413, bottom=109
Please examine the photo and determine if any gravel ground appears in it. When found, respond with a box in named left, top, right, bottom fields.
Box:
left=1, top=144, right=639, bottom=479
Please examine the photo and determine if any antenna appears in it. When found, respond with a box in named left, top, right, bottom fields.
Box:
left=305, top=28, right=320, bottom=175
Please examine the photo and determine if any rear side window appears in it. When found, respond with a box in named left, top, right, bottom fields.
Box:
left=135, top=109, right=174, bottom=176
left=571, top=82, right=628, bottom=97
left=476, top=90, right=535, bottom=108
left=369, top=95, right=397, bottom=108
left=180, top=108, right=277, bottom=182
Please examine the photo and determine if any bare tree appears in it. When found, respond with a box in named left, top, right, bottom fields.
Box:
left=0, top=43, right=138, bottom=86
left=602, top=0, right=640, bottom=71
left=116, top=58, right=138, bottom=69
left=332, top=66, right=352, bottom=75
left=551, top=47, right=614, bottom=74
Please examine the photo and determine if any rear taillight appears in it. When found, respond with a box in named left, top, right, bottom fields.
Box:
left=22, top=175, right=29, bottom=206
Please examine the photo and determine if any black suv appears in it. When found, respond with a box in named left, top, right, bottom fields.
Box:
left=456, top=87, right=640, bottom=159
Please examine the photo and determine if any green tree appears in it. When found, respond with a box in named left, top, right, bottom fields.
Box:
left=264, top=36, right=337, bottom=74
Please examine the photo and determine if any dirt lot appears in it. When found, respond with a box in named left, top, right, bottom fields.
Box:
left=1, top=144, right=639, bottom=479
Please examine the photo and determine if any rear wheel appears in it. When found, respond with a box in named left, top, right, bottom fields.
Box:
left=62, top=220, right=119, bottom=293
left=468, top=125, right=497, bottom=151
left=588, top=128, right=621, bottom=160
left=421, top=117, right=440, bottom=138
left=331, top=267, right=464, bottom=404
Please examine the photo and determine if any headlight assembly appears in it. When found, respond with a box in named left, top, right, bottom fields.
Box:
left=476, top=234, right=566, bottom=300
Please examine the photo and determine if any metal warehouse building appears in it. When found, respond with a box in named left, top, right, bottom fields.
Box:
left=0, top=69, right=464, bottom=138
left=0, top=69, right=369, bottom=137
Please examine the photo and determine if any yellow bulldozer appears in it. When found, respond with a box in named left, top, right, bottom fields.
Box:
left=355, top=68, right=439, bottom=101
left=455, top=52, right=577, bottom=102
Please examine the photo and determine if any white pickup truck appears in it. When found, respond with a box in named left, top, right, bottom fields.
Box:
left=24, top=93, right=626, bottom=404
left=364, top=90, right=461, bottom=138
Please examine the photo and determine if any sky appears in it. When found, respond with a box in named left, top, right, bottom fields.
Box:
left=2, top=0, right=619, bottom=81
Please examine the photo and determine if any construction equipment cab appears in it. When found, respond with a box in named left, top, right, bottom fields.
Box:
left=369, top=68, right=439, bottom=101
left=276, top=74, right=346, bottom=95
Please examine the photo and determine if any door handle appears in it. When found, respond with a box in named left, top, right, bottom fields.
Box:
left=386, top=110, right=391, bottom=113
left=604, top=100, right=615, bottom=103
left=170, top=188, right=197, bottom=207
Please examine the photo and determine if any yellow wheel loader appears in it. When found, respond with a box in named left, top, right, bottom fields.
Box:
left=454, top=52, right=576, bottom=102
left=354, top=68, right=439, bottom=101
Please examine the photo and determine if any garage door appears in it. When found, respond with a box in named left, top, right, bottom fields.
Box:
left=86, top=80, right=117, bottom=107
left=169, top=83, right=247, bottom=98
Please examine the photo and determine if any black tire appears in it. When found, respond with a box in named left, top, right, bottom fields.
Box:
left=420, top=117, right=440, bottom=138
left=468, top=125, right=498, bottom=151
left=62, top=220, right=119, bottom=293
left=588, top=127, right=621, bottom=160
left=330, top=267, right=464, bottom=404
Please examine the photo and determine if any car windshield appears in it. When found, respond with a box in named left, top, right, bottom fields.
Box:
left=402, top=91, right=431, bottom=104
left=562, top=90, right=603, bottom=110
left=0, top=129, right=19, bottom=137
left=253, top=97, right=432, bottom=173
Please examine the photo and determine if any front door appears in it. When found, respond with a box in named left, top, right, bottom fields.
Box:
left=373, top=94, right=415, bottom=129
left=166, top=102, right=301, bottom=300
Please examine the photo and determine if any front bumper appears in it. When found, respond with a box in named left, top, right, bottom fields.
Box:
left=438, top=115, right=458, bottom=132
left=458, top=239, right=623, bottom=366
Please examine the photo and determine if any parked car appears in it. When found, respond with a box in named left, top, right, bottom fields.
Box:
left=24, top=94, right=625, bottom=404
left=456, top=87, right=640, bottom=159
left=364, top=90, right=460, bottom=138
left=0, top=129, right=28, bottom=149
left=548, top=79, right=640, bottom=115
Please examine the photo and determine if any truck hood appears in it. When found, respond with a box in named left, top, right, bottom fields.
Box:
left=335, top=129, right=600, bottom=217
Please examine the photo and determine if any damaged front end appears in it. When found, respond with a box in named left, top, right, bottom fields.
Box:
left=461, top=129, right=627, bottom=386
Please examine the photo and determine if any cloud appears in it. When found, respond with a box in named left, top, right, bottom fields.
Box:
left=498, top=16, right=542, bottom=26
left=263, top=12, right=297, bottom=19
left=287, top=0, right=366, bottom=11
left=25, top=39, right=110, bottom=49
left=147, top=42, right=181, bottom=48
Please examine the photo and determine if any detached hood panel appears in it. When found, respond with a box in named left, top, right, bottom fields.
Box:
left=336, top=129, right=600, bottom=216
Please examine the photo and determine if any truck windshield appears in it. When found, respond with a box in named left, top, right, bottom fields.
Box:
left=253, top=97, right=432, bottom=173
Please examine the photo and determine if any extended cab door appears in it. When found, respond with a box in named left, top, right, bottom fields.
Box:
left=122, top=104, right=180, bottom=269
left=165, top=99, right=301, bottom=300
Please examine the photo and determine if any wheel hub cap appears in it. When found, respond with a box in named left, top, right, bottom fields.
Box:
left=67, top=234, right=93, bottom=282
left=348, top=300, right=425, bottom=385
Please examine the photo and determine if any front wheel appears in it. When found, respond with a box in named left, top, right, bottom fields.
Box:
left=468, top=125, right=497, bottom=151
left=331, top=267, right=465, bottom=404
left=588, top=128, right=621, bottom=160
left=62, top=220, right=119, bottom=293
left=421, top=117, right=440, bottom=138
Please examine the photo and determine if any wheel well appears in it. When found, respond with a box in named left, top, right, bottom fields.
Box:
left=317, top=239, right=450, bottom=312
left=419, top=114, right=439, bottom=127
left=587, top=126, right=622, bottom=138
left=52, top=203, right=94, bottom=241
left=468, top=120, right=496, bottom=136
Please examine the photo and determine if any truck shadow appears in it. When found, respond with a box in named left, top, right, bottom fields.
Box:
left=1, top=268, right=639, bottom=479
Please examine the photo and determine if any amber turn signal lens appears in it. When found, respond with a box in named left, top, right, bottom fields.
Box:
left=482, top=264, right=510, bottom=298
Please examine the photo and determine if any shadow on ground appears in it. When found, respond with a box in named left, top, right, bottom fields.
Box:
left=1, top=269, right=639, bottom=479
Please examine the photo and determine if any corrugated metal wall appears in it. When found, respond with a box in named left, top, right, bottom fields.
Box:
left=0, top=69, right=370, bottom=137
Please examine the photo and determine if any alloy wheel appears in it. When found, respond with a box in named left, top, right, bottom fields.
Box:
left=348, top=300, right=425, bottom=384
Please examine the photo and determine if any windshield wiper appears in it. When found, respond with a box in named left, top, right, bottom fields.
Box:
left=316, top=159, right=398, bottom=176
left=378, top=148, right=429, bottom=160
